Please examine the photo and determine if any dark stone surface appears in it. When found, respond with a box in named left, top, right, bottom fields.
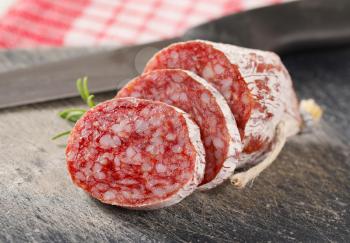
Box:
left=0, top=46, right=349, bottom=242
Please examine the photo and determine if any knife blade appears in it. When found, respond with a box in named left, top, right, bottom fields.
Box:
left=0, top=0, right=349, bottom=109
left=0, top=38, right=179, bottom=109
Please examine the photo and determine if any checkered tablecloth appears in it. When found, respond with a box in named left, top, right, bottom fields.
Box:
left=0, top=0, right=293, bottom=49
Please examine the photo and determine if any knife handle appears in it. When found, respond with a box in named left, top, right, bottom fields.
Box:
left=183, top=0, right=350, bottom=54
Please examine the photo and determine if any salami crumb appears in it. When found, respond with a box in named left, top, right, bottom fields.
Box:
left=66, top=97, right=205, bottom=209
left=116, top=69, right=241, bottom=190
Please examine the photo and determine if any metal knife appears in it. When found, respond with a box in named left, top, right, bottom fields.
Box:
left=0, top=0, right=350, bottom=109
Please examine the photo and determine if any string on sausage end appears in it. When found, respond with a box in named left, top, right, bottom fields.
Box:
left=230, top=121, right=287, bottom=189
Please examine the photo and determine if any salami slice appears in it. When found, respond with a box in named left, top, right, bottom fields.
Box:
left=144, top=40, right=301, bottom=168
left=116, top=69, right=241, bottom=190
left=66, top=97, right=205, bottom=209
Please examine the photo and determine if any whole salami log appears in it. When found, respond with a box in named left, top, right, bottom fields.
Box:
left=212, top=43, right=302, bottom=168
left=228, top=45, right=309, bottom=187
left=144, top=40, right=301, bottom=169
left=116, top=69, right=241, bottom=190
left=66, top=97, right=205, bottom=209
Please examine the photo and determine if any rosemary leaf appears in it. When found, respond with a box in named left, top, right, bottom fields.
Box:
left=65, top=110, right=86, bottom=122
left=51, top=130, right=71, bottom=140
left=82, top=76, right=90, bottom=102
left=59, top=108, right=86, bottom=119
left=87, top=95, right=95, bottom=108
left=76, top=78, right=87, bottom=102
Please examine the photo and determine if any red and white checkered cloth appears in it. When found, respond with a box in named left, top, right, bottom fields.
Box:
left=0, top=0, right=293, bottom=49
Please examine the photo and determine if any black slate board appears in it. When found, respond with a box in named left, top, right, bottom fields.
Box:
left=0, top=46, right=349, bottom=242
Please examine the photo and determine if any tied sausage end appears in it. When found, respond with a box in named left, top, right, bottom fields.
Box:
left=230, top=122, right=287, bottom=189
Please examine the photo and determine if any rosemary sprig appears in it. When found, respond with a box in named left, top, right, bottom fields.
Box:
left=52, top=77, right=96, bottom=140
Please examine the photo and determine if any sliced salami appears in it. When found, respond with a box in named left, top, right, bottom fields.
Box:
left=116, top=69, right=241, bottom=190
left=66, top=97, right=205, bottom=209
left=144, top=41, right=253, bottom=138
left=144, top=40, right=301, bottom=168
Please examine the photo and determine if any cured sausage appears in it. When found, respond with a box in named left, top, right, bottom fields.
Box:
left=144, top=40, right=301, bottom=168
left=213, top=43, right=302, bottom=168
left=143, top=41, right=263, bottom=166
left=116, top=69, right=241, bottom=190
left=66, top=97, right=205, bottom=209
